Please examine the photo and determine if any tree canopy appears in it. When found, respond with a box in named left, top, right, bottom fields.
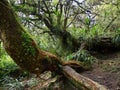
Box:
left=7, top=0, right=120, bottom=55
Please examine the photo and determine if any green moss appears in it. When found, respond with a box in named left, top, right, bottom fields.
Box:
left=21, top=31, right=36, bottom=56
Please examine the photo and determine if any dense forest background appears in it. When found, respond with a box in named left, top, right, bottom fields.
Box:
left=0, top=0, right=120, bottom=90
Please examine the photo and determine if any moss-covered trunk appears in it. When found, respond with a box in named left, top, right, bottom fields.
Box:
left=0, top=1, right=108, bottom=90
left=0, top=0, right=62, bottom=75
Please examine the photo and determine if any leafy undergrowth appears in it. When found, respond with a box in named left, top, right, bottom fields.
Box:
left=0, top=53, right=79, bottom=90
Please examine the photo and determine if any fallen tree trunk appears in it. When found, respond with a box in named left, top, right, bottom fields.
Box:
left=61, top=66, right=108, bottom=90
left=29, top=66, right=108, bottom=90
left=0, top=0, right=108, bottom=90
left=86, top=36, right=119, bottom=52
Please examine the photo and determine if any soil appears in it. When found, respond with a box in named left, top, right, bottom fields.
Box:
left=81, top=51, right=120, bottom=90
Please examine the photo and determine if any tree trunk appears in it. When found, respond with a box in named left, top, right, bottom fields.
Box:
left=0, top=0, right=62, bottom=75
left=61, top=66, right=108, bottom=90
left=0, top=0, right=108, bottom=90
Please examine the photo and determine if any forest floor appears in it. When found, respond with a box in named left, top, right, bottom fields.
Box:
left=81, top=51, right=120, bottom=90
left=1, top=51, right=120, bottom=90
left=31, top=51, right=120, bottom=90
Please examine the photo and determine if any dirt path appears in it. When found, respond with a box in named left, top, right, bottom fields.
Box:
left=81, top=52, right=120, bottom=90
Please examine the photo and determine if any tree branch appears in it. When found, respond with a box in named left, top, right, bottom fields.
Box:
left=103, top=17, right=117, bottom=31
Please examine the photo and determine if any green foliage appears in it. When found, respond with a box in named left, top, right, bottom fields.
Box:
left=1, top=76, right=39, bottom=90
left=0, top=54, right=18, bottom=78
left=113, top=28, right=120, bottom=45
left=85, top=17, right=90, bottom=25
left=0, top=52, right=38, bottom=89
left=69, top=24, right=113, bottom=48
left=52, top=0, right=59, bottom=5
left=73, top=50, right=95, bottom=64
left=13, top=4, right=34, bottom=14
left=21, top=32, right=36, bottom=56
left=65, top=50, right=95, bottom=66
left=1, top=76, right=24, bottom=90
left=0, top=42, right=6, bottom=61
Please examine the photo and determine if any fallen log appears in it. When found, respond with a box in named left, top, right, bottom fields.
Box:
left=61, top=66, right=108, bottom=90
left=82, top=36, right=120, bottom=53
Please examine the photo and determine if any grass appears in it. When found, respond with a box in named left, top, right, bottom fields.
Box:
left=0, top=52, right=37, bottom=89
left=0, top=54, right=18, bottom=78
